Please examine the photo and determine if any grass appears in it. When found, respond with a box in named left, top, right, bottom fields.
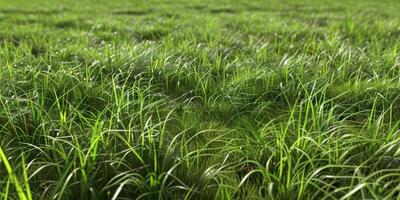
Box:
left=1, top=0, right=400, bottom=199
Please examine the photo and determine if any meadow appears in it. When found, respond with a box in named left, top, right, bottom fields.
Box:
left=1, top=0, right=400, bottom=199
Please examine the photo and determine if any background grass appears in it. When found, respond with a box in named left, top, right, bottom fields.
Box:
left=1, top=0, right=400, bottom=199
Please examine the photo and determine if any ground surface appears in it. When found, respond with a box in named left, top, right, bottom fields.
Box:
left=1, top=0, right=400, bottom=199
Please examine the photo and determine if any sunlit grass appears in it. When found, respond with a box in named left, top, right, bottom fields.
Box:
left=1, top=0, right=400, bottom=199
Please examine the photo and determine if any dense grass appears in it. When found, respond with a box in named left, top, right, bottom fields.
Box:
left=1, top=0, right=400, bottom=199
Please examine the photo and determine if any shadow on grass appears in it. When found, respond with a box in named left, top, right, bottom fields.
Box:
left=112, top=9, right=151, bottom=16
left=209, top=7, right=238, bottom=14
left=134, top=28, right=169, bottom=41
left=52, top=19, right=92, bottom=30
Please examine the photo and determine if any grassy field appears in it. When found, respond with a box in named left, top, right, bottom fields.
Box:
left=1, top=0, right=400, bottom=199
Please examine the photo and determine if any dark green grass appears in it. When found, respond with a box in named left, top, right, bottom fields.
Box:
left=1, top=0, right=400, bottom=199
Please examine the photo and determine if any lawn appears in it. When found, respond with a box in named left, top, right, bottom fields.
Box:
left=1, top=0, right=400, bottom=199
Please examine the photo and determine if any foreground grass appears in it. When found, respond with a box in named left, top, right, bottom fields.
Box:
left=1, top=0, right=400, bottom=199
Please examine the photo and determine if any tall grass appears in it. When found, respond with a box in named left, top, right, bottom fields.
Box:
left=1, top=0, right=400, bottom=199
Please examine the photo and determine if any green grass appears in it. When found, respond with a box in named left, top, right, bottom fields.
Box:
left=1, top=0, right=400, bottom=199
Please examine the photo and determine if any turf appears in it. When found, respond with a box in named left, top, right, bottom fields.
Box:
left=1, top=0, right=400, bottom=199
